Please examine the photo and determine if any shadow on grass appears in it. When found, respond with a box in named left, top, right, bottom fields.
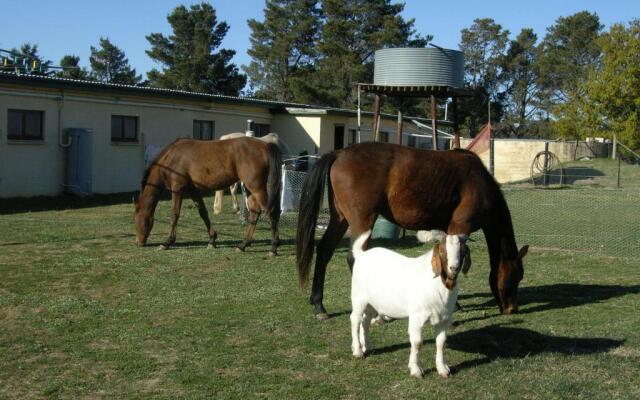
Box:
left=372, top=323, right=623, bottom=372
left=448, top=324, right=623, bottom=371
left=461, top=284, right=640, bottom=315
left=154, top=238, right=297, bottom=249
left=0, top=192, right=141, bottom=214
left=0, top=190, right=230, bottom=215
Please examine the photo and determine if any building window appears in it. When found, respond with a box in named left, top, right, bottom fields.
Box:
left=348, top=129, right=357, bottom=145
left=407, top=133, right=416, bottom=147
left=193, top=120, right=215, bottom=140
left=111, top=115, right=138, bottom=143
left=7, top=109, right=44, bottom=141
left=379, top=131, right=389, bottom=143
left=252, top=123, right=270, bottom=137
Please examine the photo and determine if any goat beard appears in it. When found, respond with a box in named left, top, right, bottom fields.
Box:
left=444, top=275, right=457, bottom=290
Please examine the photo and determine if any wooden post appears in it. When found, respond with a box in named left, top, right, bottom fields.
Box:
left=489, top=137, right=495, bottom=176
left=617, top=153, right=621, bottom=188
left=373, top=95, right=381, bottom=142
left=430, top=95, right=438, bottom=150
left=612, top=133, right=618, bottom=160
left=452, top=97, right=460, bottom=149
left=543, top=141, right=550, bottom=186
left=396, top=110, right=403, bottom=145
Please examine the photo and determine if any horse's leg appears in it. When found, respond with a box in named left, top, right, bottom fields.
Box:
left=237, top=194, right=261, bottom=252
left=268, top=204, right=280, bottom=257
left=213, top=190, right=223, bottom=215
left=483, top=227, right=502, bottom=311
left=230, top=182, right=240, bottom=213
left=160, top=191, right=182, bottom=250
left=310, top=216, right=349, bottom=320
left=191, top=190, right=217, bottom=248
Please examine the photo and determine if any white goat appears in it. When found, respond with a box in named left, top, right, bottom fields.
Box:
left=350, top=229, right=471, bottom=378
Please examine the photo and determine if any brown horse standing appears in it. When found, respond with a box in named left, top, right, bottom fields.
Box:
left=296, top=142, right=528, bottom=320
left=134, top=137, right=282, bottom=255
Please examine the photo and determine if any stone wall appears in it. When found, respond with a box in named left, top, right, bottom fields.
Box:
left=459, top=138, right=611, bottom=183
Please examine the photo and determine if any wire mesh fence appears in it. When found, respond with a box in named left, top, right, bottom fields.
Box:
left=502, top=186, right=640, bottom=257
left=239, top=153, right=639, bottom=259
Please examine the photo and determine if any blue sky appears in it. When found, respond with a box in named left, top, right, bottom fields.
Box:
left=2, top=0, right=638, bottom=79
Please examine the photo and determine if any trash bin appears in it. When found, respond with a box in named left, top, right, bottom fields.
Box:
left=371, top=216, right=400, bottom=239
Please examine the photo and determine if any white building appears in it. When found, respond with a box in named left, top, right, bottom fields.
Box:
left=0, top=72, right=449, bottom=198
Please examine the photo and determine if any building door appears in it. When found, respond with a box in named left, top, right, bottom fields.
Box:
left=334, top=125, right=345, bottom=150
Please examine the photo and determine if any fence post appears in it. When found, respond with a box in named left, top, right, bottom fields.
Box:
left=617, top=154, right=621, bottom=188
left=612, top=133, right=618, bottom=160
left=543, top=141, right=550, bottom=186
left=489, top=137, right=495, bottom=176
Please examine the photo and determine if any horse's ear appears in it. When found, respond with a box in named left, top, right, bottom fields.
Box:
left=431, top=244, right=443, bottom=277
left=518, top=245, right=529, bottom=260
left=461, top=244, right=472, bottom=276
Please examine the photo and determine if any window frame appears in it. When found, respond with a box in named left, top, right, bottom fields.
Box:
left=111, top=115, right=139, bottom=143
left=348, top=129, right=357, bottom=146
left=193, top=119, right=215, bottom=140
left=252, top=123, right=271, bottom=138
left=7, top=109, right=44, bottom=141
left=379, top=131, right=389, bottom=143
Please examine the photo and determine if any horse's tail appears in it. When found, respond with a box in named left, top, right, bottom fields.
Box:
left=296, top=151, right=337, bottom=288
left=265, top=142, right=283, bottom=219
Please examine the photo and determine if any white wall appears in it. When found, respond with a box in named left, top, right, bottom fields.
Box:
left=0, top=86, right=275, bottom=198
left=0, top=91, right=63, bottom=197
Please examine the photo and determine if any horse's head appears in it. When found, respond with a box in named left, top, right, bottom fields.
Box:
left=497, top=245, right=529, bottom=314
left=133, top=196, right=153, bottom=246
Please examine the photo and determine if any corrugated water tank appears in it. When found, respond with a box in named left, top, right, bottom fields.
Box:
left=374, top=47, right=464, bottom=88
left=66, top=128, right=93, bottom=196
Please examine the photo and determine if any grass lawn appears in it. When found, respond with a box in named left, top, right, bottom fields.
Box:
left=1, top=193, right=639, bottom=399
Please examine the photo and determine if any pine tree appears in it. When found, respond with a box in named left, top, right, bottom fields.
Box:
left=89, top=37, right=142, bottom=85
left=500, top=29, right=540, bottom=136
left=10, top=43, right=52, bottom=74
left=146, top=3, right=246, bottom=96
left=313, top=0, right=430, bottom=108
left=56, top=55, right=90, bottom=80
left=458, top=18, right=510, bottom=135
left=245, top=0, right=321, bottom=102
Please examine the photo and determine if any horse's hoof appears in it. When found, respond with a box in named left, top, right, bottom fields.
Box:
left=207, top=243, right=216, bottom=249
left=315, top=312, right=330, bottom=322
left=268, top=251, right=277, bottom=257
left=158, top=244, right=168, bottom=250
left=236, top=247, right=244, bottom=253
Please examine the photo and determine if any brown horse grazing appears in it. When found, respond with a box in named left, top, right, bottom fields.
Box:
left=296, top=142, right=528, bottom=320
left=134, top=137, right=282, bottom=255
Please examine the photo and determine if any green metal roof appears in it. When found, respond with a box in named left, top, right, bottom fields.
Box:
left=0, top=71, right=452, bottom=126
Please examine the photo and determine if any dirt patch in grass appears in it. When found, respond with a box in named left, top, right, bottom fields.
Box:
left=610, top=346, right=640, bottom=358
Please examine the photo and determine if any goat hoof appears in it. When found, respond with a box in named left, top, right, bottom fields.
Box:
left=409, top=367, right=424, bottom=379
left=315, top=312, right=330, bottom=322
left=438, top=366, right=451, bottom=378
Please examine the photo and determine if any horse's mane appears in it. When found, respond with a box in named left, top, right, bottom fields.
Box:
left=140, top=138, right=185, bottom=188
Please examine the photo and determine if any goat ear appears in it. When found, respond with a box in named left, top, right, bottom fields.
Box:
left=461, top=244, right=472, bottom=276
left=431, top=244, right=443, bottom=277
left=518, top=245, right=529, bottom=260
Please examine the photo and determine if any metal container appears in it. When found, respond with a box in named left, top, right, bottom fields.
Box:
left=372, top=216, right=400, bottom=240
left=373, top=47, right=464, bottom=88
